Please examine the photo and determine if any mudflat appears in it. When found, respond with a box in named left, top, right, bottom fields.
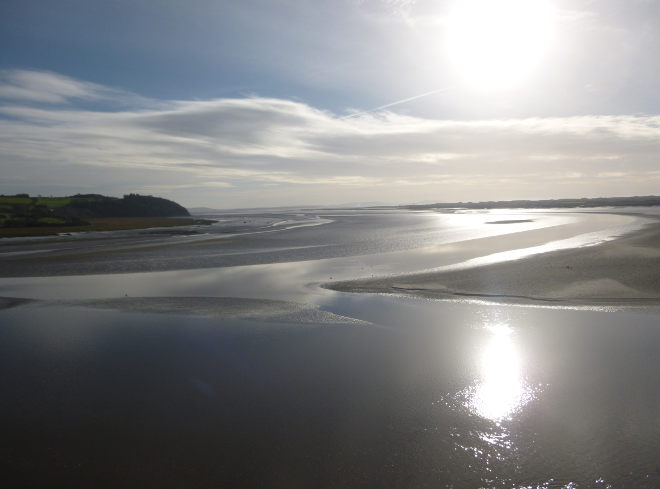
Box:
left=0, top=217, right=214, bottom=238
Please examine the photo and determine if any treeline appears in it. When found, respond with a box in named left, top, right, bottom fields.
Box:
left=64, top=193, right=190, bottom=218
left=405, top=195, right=660, bottom=210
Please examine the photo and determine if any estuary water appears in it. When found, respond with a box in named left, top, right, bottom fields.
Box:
left=0, top=208, right=659, bottom=488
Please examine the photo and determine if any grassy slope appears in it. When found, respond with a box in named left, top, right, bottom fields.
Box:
left=1, top=194, right=191, bottom=231
left=33, top=197, right=75, bottom=208
left=0, top=196, right=77, bottom=227
left=0, top=196, right=74, bottom=207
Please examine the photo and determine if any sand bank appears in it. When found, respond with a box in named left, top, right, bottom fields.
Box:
left=0, top=295, right=369, bottom=324
left=326, top=219, right=660, bottom=305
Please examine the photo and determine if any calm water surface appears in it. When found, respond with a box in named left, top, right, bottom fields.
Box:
left=1, top=297, right=658, bottom=488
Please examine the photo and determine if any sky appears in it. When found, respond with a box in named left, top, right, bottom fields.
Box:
left=1, top=0, right=659, bottom=208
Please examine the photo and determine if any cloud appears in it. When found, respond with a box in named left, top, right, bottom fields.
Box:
left=0, top=69, right=149, bottom=106
left=1, top=70, right=660, bottom=206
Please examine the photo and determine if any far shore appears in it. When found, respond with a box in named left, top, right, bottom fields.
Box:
left=0, top=217, right=215, bottom=238
left=325, top=217, right=660, bottom=306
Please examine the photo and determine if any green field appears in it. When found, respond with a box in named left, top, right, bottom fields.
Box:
left=0, top=195, right=79, bottom=228
left=0, top=196, right=33, bottom=205
left=1, top=193, right=191, bottom=229
left=33, top=197, right=75, bottom=208
left=0, top=195, right=74, bottom=208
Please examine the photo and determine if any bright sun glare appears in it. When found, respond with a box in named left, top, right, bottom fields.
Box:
left=466, top=323, right=535, bottom=422
left=446, top=0, right=556, bottom=90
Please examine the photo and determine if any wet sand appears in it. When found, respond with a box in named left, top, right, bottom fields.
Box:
left=326, top=218, right=660, bottom=305
left=0, top=295, right=369, bottom=324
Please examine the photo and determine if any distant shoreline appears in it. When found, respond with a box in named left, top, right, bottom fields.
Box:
left=325, top=216, right=660, bottom=306
left=400, top=195, right=660, bottom=211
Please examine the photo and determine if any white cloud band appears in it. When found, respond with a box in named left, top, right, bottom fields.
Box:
left=1, top=70, right=659, bottom=206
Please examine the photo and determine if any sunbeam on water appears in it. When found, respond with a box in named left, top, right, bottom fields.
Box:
left=466, top=323, right=536, bottom=422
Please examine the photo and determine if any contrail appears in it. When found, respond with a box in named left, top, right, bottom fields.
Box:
left=341, top=86, right=453, bottom=120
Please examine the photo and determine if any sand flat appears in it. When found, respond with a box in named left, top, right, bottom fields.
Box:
left=326, top=218, right=660, bottom=305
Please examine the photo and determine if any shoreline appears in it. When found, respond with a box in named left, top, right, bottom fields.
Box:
left=325, top=217, right=660, bottom=306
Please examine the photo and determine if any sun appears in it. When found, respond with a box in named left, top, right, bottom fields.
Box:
left=446, top=0, right=556, bottom=90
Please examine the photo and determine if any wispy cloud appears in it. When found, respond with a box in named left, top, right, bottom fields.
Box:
left=0, top=69, right=151, bottom=106
left=1, top=70, right=659, bottom=206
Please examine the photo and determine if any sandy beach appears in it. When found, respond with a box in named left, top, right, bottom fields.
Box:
left=326, top=216, right=660, bottom=305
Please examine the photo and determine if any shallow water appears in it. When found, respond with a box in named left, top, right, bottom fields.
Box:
left=1, top=297, right=658, bottom=488
left=1, top=208, right=659, bottom=488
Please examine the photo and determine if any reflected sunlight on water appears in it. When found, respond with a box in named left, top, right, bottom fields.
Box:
left=466, top=323, right=535, bottom=422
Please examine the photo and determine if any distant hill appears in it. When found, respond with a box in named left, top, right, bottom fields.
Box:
left=63, top=193, right=190, bottom=218
left=403, top=195, right=660, bottom=210
left=0, top=193, right=189, bottom=228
